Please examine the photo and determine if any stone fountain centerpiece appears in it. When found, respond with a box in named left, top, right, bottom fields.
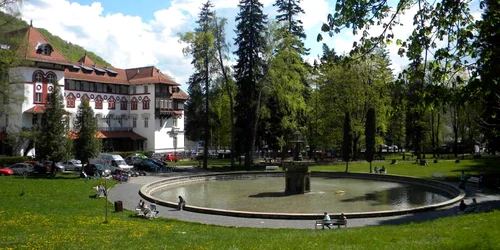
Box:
left=283, top=131, right=314, bottom=195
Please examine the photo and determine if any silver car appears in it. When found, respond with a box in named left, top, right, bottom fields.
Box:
left=8, top=163, right=35, bottom=175
left=62, top=159, right=82, bottom=171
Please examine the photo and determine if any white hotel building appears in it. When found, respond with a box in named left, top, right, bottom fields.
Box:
left=0, top=25, right=188, bottom=156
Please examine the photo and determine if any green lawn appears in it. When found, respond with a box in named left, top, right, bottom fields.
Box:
left=1, top=158, right=500, bottom=249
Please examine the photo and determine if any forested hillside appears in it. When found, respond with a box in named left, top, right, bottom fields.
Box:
left=0, top=11, right=111, bottom=66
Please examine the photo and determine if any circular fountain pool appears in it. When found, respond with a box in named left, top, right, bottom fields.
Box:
left=140, top=172, right=463, bottom=219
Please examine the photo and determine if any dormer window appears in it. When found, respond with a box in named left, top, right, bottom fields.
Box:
left=36, top=43, right=52, bottom=56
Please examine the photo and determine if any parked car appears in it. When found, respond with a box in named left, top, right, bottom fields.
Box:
left=25, top=160, right=50, bottom=174
left=124, top=155, right=143, bottom=165
left=8, top=163, right=35, bottom=175
left=83, top=163, right=111, bottom=177
left=134, top=158, right=163, bottom=172
left=41, top=161, right=65, bottom=172
left=162, top=153, right=180, bottom=162
left=0, top=167, right=14, bottom=176
left=62, top=159, right=82, bottom=171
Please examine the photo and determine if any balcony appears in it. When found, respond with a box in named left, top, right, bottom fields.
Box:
left=98, top=127, right=133, bottom=132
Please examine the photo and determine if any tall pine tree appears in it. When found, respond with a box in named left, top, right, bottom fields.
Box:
left=234, top=0, right=268, bottom=168
left=179, top=1, right=216, bottom=168
left=273, top=0, right=307, bottom=55
left=37, top=84, right=72, bottom=173
left=74, top=99, right=101, bottom=170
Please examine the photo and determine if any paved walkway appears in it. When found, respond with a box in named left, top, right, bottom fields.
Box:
left=108, top=167, right=500, bottom=229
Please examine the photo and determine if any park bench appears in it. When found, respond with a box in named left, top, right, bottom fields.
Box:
left=315, top=219, right=347, bottom=229
left=265, top=165, right=279, bottom=170
left=431, top=172, right=445, bottom=179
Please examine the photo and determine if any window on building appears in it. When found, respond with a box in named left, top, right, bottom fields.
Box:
left=42, top=44, right=52, bottom=55
left=131, top=86, right=136, bottom=94
left=66, top=94, right=75, bottom=108
left=144, top=85, right=148, bottom=93
left=144, top=117, right=149, bottom=128
left=106, top=117, right=111, bottom=127
left=121, top=85, right=128, bottom=94
left=35, top=93, right=42, bottom=103
left=47, top=74, right=56, bottom=84
left=95, top=96, right=103, bottom=109
left=108, top=97, right=116, bottom=110
left=132, top=117, right=137, bottom=128
left=32, top=114, right=38, bottom=126
left=120, top=98, right=128, bottom=110
left=131, top=98, right=138, bottom=110
left=66, top=80, right=76, bottom=90
left=82, top=81, right=89, bottom=91
left=143, top=99, right=150, bottom=109
left=96, top=83, right=103, bottom=92
left=34, top=73, right=42, bottom=83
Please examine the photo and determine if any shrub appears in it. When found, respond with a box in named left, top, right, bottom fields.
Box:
left=0, top=156, right=31, bottom=167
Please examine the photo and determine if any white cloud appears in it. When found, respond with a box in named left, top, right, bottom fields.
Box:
left=20, top=0, right=471, bottom=90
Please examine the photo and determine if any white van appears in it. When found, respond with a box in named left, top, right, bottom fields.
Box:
left=94, top=153, right=134, bottom=173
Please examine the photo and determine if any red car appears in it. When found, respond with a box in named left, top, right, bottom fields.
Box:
left=0, top=167, right=14, bottom=176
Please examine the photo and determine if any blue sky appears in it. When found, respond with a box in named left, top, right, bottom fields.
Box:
left=18, top=0, right=482, bottom=90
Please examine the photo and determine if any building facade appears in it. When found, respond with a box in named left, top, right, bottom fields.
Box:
left=0, top=25, right=188, bottom=156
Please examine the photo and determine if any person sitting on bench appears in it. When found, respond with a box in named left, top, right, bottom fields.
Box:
left=322, top=212, right=331, bottom=229
left=380, top=166, right=386, bottom=174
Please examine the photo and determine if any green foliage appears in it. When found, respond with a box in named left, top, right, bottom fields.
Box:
left=37, top=85, right=72, bottom=162
left=36, top=28, right=110, bottom=66
left=474, top=0, right=500, bottom=152
left=0, top=156, right=30, bottom=167
left=0, top=11, right=110, bottom=66
left=74, top=99, right=102, bottom=167
left=265, top=32, right=308, bottom=152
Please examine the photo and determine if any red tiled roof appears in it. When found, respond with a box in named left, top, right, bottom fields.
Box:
left=99, top=131, right=146, bottom=140
left=0, top=132, right=7, bottom=141
left=173, top=89, right=189, bottom=100
left=126, top=66, right=179, bottom=85
left=65, top=66, right=129, bottom=84
left=24, top=105, right=46, bottom=114
left=22, top=26, right=71, bottom=66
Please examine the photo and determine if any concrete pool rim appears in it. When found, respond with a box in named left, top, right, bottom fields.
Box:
left=139, top=171, right=465, bottom=220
